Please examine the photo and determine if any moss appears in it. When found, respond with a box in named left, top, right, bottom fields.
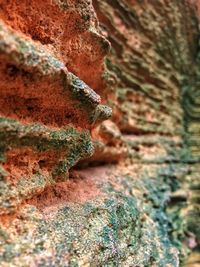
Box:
left=53, top=160, right=69, bottom=178
left=54, top=0, right=69, bottom=10
left=68, top=73, right=101, bottom=108
left=0, top=164, right=182, bottom=266
left=0, top=118, right=93, bottom=154
left=0, top=116, right=95, bottom=212
left=90, top=105, right=112, bottom=124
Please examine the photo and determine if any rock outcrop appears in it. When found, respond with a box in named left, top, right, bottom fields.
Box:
left=0, top=0, right=199, bottom=266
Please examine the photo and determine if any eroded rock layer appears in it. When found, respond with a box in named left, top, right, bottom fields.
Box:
left=0, top=0, right=199, bottom=266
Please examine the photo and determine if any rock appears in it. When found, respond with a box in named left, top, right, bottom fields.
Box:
left=0, top=0, right=199, bottom=266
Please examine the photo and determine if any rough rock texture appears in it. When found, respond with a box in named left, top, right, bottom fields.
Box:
left=0, top=0, right=200, bottom=266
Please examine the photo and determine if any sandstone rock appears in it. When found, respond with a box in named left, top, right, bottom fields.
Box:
left=0, top=0, right=199, bottom=266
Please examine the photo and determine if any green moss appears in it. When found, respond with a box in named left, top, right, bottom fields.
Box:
left=0, top=164, right=182, bottom=266
left=90, top=105, right=112, bottom=124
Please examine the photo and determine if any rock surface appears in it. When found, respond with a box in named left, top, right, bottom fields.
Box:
left=0, top=0, right=199, bottom=266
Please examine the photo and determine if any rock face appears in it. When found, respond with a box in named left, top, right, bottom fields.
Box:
left=0, top=0, right=199, bottom=266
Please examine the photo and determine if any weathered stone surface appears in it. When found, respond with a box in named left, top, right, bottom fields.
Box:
left=0, top=0, right=200, bottom=266
left=93, top=1, right=200, bottom=265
